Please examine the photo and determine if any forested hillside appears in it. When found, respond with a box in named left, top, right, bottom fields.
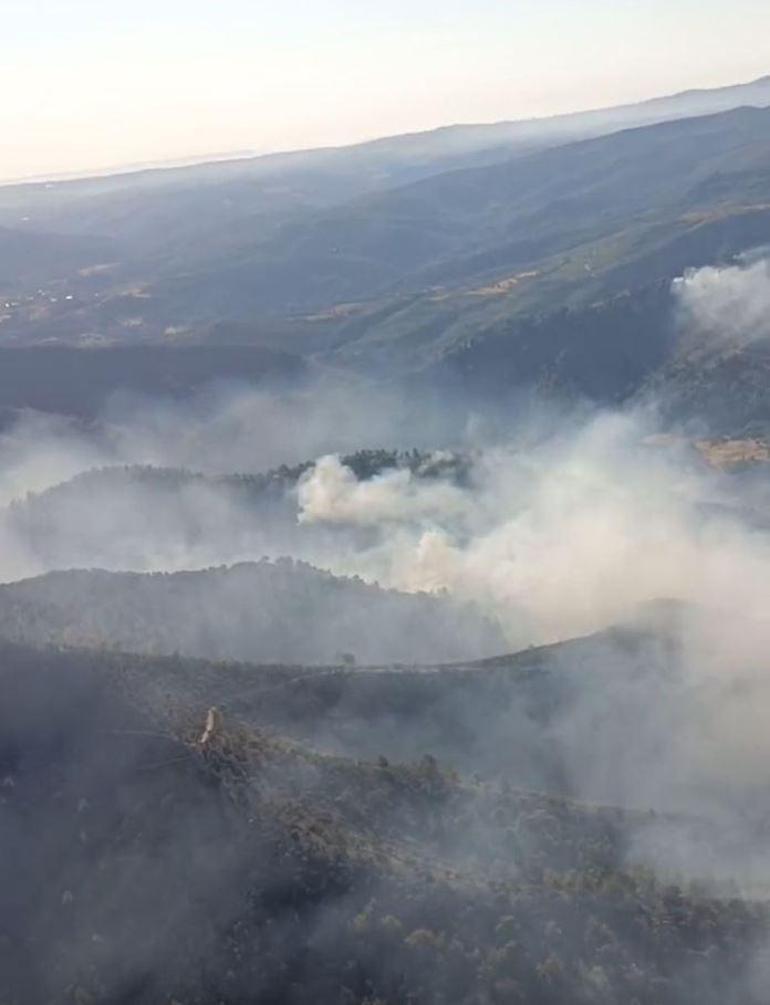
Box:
left=0, top=561, right=502, bottom=665
left=3, top=629, right=770, bottom=1004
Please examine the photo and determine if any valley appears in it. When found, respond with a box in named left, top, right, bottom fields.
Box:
left=2, top=67, right=770, bottom=1005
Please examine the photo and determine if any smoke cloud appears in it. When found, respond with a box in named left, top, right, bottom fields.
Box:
left=297, top=411, right=770, bottom=648
left=0, top=369, right=768, bottom=890
left=288, top=405, right=770, bottom=891
left=0, top=360, right=769, bottom=1005
left=673, top=253, right=770, bottom=347
left=297, top=453, right=468, bottom=526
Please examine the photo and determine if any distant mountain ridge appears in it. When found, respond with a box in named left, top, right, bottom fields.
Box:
left=3, top=73, right=769, bottom=195
left=1, top=83, right=770, bottom=432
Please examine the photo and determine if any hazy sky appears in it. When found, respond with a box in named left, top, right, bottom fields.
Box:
left=3, top=0, right=770, bottom=181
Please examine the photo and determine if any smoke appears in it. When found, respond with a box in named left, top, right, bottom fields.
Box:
left=288, top=406, right=770, bottom=892
left=0, top=379, right=767, bottom=660
left=1, top=383, right=768, bottom=660
left=0, top=371, right=565, bottom=586
left=0, top=378, right=769, bottom=1002
left=0, top=377, right=480, bottom=580
left=0, top=410, right=109, bottom=508
left=297, top=453, right=468, bottom=526
left=101, top=375, right=486, bottom=475
left=0, top=374, right=478, bottom=508
left=0, top=368, right=768, bottom=882
left=297, top=410, right=770, bottom=648
left=673, top=253, right=770, bottom=348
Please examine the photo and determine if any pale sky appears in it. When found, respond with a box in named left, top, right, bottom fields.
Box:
left=3, top=0, right=770, bottom=182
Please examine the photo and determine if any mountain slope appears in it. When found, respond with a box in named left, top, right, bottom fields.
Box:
left=253, top=106, right=770, bottom=319
left=2, top=451, right=467, bottom=575
left=3, top=95, right=770, bottom=426
left=1, top=77, right=769, bottom=337
left=0, top=225, right=115, bottom=288
left=0, top=344, right=306, bottom=417
left=4, top=636, right=767, bottom=1004
left=3, top=73, right=769, bottom=241
left=126, top=105, right=770, bottom=407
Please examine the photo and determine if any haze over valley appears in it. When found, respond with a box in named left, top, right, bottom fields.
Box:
left=4, top=39, right=770, bottom=1005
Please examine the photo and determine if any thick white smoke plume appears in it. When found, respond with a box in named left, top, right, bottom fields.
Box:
left=673, top=253, right=770, bottom=347
left=298, top=412, right=770, bottom=648
left=292, top=404, right=770, bottom=891
left=297, top=454, right=468, bottom=526
left=1, top=387, right=768, bottom=657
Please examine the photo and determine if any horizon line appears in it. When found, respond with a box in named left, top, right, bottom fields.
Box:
left=2, top=70, right=768, bottom=191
